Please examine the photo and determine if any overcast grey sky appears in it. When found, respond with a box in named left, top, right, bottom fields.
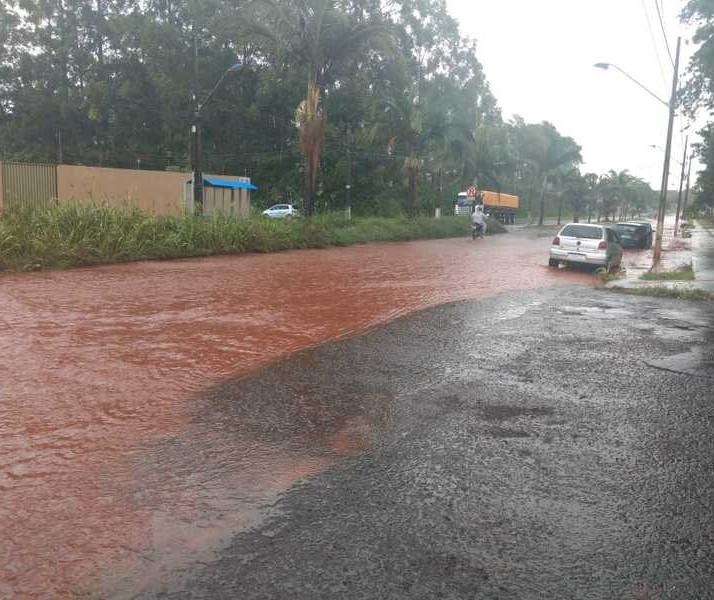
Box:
left=444, top=0, right=703, bottom=190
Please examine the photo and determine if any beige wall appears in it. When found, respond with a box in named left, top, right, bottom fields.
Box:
left=58, top=165, right=188, bottom=215
left=1, top=164, right=252, bottom=217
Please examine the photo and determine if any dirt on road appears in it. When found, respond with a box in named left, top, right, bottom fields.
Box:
left=0, top=231, right=592, bottom=597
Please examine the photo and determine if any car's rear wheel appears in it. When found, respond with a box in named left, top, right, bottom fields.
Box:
left=548, top=258, right=559, bottom=268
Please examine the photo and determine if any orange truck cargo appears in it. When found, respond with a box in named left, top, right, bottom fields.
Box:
left=454, top=190, right=519, bottom=224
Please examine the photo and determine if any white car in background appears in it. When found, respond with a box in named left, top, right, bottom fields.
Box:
left=262, top=204, right=300, bottom=219
left=549, top=223, right=623, bottom=272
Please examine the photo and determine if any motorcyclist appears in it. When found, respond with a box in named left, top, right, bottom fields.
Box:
left=471, top=206, right=487, bottom=239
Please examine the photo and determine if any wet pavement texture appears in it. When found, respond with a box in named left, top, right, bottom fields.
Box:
left=692, top=223, right=714, bottom=292
left=151, top=287, right=714, bottom=599
left=0, top=232, right=593, bottom=598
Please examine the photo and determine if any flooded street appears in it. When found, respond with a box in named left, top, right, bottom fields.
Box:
left=170, top=287, right=714, bottom=600
left=0, top=231, right=592, bottom=597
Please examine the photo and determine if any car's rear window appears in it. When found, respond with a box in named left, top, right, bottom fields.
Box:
left=560, top=225, right=603, bottom=239
left=615, top=224, right=641, bottom=232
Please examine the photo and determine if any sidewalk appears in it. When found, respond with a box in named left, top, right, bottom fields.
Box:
left=691, top=221, right=714, bottom=293
left=605, top=218, right=714, bottom=297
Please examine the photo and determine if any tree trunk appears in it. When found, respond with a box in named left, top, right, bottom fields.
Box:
left=403, top=157, right=421, bottom=215
left=298, top=76, right=326, bottom=218
left=95, top=0, right=104, bottom=65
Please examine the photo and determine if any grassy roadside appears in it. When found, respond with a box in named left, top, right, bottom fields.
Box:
left=640, top=269, right=695, bottom=281
left=0, top=205, right=506, bottom=272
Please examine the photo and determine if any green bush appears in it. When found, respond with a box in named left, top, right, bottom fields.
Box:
left=0, top=205, right=504, bottom=272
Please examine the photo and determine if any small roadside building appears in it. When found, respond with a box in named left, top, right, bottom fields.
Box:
left=184, top=176, right=257, bottom=217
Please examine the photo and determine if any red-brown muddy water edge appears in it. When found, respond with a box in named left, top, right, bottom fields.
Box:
left=0, top=234, right=591, bottom=597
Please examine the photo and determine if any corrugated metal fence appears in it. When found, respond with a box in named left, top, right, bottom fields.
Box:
left=1, top=162, right=58, bottom=209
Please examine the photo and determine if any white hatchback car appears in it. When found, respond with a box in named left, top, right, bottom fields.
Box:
left=262, top=204, right=300, bottom=219
left=549, top=223, right=623, bottom=272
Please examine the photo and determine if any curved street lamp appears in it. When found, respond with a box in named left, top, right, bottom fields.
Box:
left=594, top=63, right=668, bottom=107
left=191, top=62, right=243, bottom=216
left=594, top=40, right=681, bottom=265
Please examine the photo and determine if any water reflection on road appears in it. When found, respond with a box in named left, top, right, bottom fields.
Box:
left=0, top=233, right=590, bottom=597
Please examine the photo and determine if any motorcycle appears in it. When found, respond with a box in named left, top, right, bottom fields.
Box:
left=471, top=223, right=485, bottom=240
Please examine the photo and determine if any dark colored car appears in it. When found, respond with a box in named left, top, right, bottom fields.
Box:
left=613, top=222, right=653, bottom=249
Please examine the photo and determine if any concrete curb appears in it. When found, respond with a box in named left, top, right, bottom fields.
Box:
left=604, top=220, right=713, bottom=298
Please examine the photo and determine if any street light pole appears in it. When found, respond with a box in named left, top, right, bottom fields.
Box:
left=345, top=126, right=352, bottom=212
left=191, top=110, right=202, bottom=216
left=673, top=134, right=688, bottom=237
left=594, top=55, right=680, bottom=264
left=593, top=63, right=668, bottom=107
left=191, top=63, right=242, bottom=216
left=652, top=37, right=681, bottom=264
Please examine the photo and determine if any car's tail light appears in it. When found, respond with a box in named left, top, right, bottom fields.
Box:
left=598, top=240, right=608, bottom=250
left=552, top=236, right=560, bottom=245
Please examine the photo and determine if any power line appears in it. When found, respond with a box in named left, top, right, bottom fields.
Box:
left=641, top=0, right=668, bottom=91
left=653, top=0, right=675, bottom=68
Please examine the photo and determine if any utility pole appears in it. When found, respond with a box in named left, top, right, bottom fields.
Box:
left=190, top=21, right=202, bottom=216
left=681, top=154, right=694, bottom=221
left=438, top=168, right=443, bottom=214
left=191, top=111, right=203, bottom=216
left=189, top=59, right=242, bottom=217
left=56, top=130, right=63, bottom=164
left=345, top=127, right=352, bottom=211
left=653, top=36, right=681, bottom=265
left=673, top=134, right=688, bottom=237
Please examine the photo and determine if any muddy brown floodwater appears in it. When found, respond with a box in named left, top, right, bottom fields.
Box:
left=0, top=232, right=592, bottom=598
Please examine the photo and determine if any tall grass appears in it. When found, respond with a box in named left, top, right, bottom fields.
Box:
left=640, top=270, right=695, bottom=281
left=0, top=205, right=504, bottom=272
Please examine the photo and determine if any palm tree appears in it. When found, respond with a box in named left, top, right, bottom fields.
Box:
left=254, top=0, right=386, bottom=216
left=514, top=122, right=582, bottom=225
left=368, top=92, right=478, bottom=215
left=600, top=169, right=633, bottom=222
left=583, top=172, right=599, bottom=223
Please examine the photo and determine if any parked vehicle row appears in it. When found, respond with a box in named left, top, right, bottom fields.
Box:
left=612, top=221, right=653, bottom=249
left=548, top=220, right=655, bottom=272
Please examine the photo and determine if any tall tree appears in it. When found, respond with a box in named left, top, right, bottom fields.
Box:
left=252, top=0, right=387, bottom=216
left=682, top=0, right=714, bottom=210
left=562, top=169, right=587, bottom=223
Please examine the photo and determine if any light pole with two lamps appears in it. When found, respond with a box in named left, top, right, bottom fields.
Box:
left=595, top=36, right=681, bottom=265
left=191, top=62, right=242, bottom=216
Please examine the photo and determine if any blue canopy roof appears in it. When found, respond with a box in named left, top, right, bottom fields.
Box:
left=204, top=177, right=258, bottom=191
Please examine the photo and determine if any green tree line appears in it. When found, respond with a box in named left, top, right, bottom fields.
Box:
left=0, top=0, right=657, bottom=219
left=682, top=0, right=714, bottom=216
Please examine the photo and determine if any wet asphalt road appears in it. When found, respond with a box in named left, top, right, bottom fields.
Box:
left=150, top=286, right=714, bottom=600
